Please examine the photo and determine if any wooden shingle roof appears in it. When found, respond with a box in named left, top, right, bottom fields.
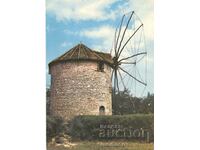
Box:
left=49, top=43, right=113, bottom=66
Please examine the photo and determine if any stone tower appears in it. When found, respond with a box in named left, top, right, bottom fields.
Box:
left=48, top=44, right=113, bottom=120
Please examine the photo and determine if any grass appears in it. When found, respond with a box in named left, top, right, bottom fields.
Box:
left=47, top=141, right=153, bottom=150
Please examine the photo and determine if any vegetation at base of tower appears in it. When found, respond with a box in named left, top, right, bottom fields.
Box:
left=67, top=114, right=153, bottom=141
left=112, top=90, right=154, bottom=115
left=47, top=114, right=153, bottom=142
left=47, top=116, right=66, bottom=142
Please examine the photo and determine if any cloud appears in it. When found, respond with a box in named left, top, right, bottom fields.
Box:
left=60, top=41, right=67, bottom=47
left=80, top=25, right=115, bottom=52
left=125, top=0, right=154, bottom=40
left=46, top=0, right=117, bottom=21
left=79, top=22, right=148, bottom=55
left=47, top=0, right=153, bottom=43
left=80, top=25, right=115, bottom=39
left=141, top=11, right=154, bottom=40
left=60, top=41, right=73, bottom=48
left=63, top=29, right=79, bottom=36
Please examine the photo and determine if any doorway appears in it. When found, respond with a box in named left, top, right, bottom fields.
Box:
left=99, top=106, right=105, bottom=115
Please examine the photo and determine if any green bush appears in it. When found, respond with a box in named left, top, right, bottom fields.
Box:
left=46, top=115, right=65, bottom=142
left=67, top=114, right=154, bottom=142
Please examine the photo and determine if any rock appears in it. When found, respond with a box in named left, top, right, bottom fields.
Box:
left=55, top=136, right=65, bottom=144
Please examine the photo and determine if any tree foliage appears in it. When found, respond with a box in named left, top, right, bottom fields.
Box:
left=112, top=90, right=154, bottom=115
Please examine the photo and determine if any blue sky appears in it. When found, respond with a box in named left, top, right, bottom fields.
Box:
left=46, top=0, right=154, bottom=96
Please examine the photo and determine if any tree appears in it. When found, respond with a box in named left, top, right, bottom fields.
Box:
left=112, top=89, right=154, bottom=114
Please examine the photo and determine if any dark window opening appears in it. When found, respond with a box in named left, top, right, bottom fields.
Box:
left=97, top=62, right=104, bottom=72
left=99, top=106, right=105, bottom=115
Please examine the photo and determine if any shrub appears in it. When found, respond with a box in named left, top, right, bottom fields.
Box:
left=46, top=115, right=65, bottom=142
left=67, top=114, right=153, bottom=142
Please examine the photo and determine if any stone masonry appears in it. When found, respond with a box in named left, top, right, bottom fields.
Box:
left=49, top=60, right=112, bottom=120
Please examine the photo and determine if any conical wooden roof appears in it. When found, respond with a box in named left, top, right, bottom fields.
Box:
left=49, top=43, right=113, bottom=66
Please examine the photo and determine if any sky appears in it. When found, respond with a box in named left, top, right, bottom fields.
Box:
left=46, top=0, right=154, bottom=96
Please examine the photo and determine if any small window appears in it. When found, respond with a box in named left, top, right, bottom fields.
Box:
left=99, top=106, right=105, bottom=115
left=97, top=62, right=104, bottom=72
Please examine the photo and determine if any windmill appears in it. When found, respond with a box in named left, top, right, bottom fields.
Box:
left=110, top=11, right=147, bottom=97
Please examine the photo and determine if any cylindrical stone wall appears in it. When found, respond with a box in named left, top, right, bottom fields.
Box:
left=49, top=60, right=112, bottom=120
